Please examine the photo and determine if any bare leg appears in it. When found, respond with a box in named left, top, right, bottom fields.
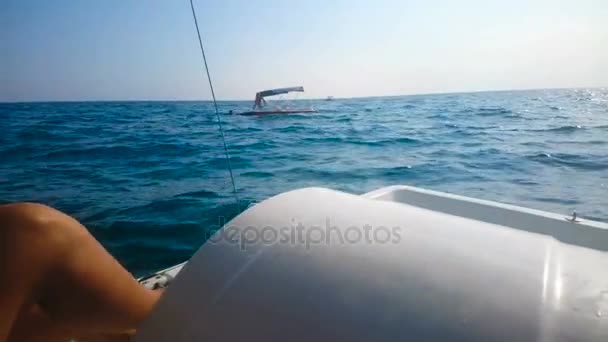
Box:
left=0, top=203, right=162, bottom=341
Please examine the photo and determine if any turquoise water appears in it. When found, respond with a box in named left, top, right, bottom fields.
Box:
left=1, top=88, right=607, bottom=276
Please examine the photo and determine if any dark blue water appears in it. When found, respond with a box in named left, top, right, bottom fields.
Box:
left=1, top=88, right=607, bottom=276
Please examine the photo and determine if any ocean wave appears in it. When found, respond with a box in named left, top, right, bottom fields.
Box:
left=279, top=167, right=370, bottom=181
left=348, top=137, right=420, bottom=146
left=462, top=106, right=513, bottom=116
left=16, top=126, right=75, bottom=142
left=229, top=140, right=277, bottom=149
left=528, top=125, right=584, bottom=133
left=527, top=153, right=608, bottom=170
left=207, top=156, right=251, bottom=168
left=334, top=116, right=353, bottom=123
left=225, top=126, right=264, bottom=133
left=241, top=171, right=274, bottom=178
left=380, top=165, right=415, bottom=177
left=511, top=178, right=540, bottom=186
left=531, top=196, right=580, bottom=206
left=272, top=126, right=310, bottom=133
left=114, top=198, right=202, bottom=217
left=300, top=136, right=420, bottom=146
left=545, top=140, right=607, bottom=146
left=33, top=142, right=204, bottom=161
left=173, top=189, right=221, bottom=199
left=519, top=141, right=547, bottom=147
left=130, top=165, right=207, bottom=179
left=449, top=129, right=489, bottom=137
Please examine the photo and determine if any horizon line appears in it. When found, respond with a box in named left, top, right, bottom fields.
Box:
left=1, top=86, right=605, bottom=105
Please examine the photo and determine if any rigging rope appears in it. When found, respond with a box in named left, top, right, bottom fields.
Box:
left=188, top=0, right=240, bottom=210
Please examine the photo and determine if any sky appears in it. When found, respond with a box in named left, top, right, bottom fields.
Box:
left=2, top=0, right=607, bottom=102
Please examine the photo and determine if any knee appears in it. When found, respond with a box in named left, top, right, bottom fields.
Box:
left=0, top=202, right=79, bottom=246
left=1, top=202, right=61, bottom=227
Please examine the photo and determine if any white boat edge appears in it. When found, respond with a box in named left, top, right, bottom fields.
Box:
left=139, top=185, right=607, bottom=289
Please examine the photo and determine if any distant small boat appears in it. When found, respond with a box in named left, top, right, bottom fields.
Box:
left=239, top=86, right=316, bottom=116
left=325, top=96, right=334, bottom=101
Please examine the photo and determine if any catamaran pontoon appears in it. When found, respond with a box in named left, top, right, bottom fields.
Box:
left=136, top=185, right=608, bottom=341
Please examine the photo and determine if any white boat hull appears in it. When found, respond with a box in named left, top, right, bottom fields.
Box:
left=136, top=186, right=608, bottom=341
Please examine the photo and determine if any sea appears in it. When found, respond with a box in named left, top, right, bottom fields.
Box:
left=1, top=88, right=607, bottom=276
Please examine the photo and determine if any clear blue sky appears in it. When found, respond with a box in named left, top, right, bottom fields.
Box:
left=2, top=0, right=607, bottom=102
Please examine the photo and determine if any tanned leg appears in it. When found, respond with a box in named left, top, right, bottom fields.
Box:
left=0, top=203, right=161, bottom=341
